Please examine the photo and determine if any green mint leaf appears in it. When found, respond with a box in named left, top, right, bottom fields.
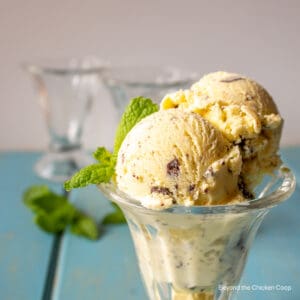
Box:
left=23, top=185, right=69, bottom=215
left=102, top=202, right=126, bottom=224
left=71, top=213, right=99, bottom=240
left=113, top=96, right=158, bottom=156
left=23, top=185, right=52, bottom=207
left=64, top=163, right=115, bottom=191
left=93, top=147, right=113, bottom=164
left=34, top=202, right=76, bottom=234
left=23, top=185, right=99, bottom=239
left=64, top=97, right=157, bottom=190
left=27, top=194, right=68, bottom=214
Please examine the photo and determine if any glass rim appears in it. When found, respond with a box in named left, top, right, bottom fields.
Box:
left=101, top=64, right=199, bottom=88
left=99, top=165, right=296, bottom=215
left=21, top=57, right=106, bottom=76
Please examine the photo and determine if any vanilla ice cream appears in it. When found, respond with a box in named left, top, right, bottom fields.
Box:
left=161, top=71, right=283, bottom=195
left=116, top=109, right=244, bottom=209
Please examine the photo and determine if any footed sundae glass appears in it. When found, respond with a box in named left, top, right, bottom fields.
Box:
left=24, top=57, right=104, bottom=182
left=99, top=166, right=295, bottom=300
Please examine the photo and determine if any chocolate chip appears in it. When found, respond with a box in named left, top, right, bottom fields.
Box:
left=246, top=94, right=254, bottom=101
left=151, top=186, right=173, bottom=196
left=167, top=158, right=180, bottom=176
left=189, top=184, right=195, bottom=192
left=234, top=136, right=245, bottom=146
left=174, top=184, right=178, bottom=190
left=236, top=233, right=247, bottom=252
left=220, top=76, right=244, bottom=83
left=238, top=177, right=254, bottom=199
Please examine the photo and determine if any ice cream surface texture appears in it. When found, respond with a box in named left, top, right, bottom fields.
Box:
left=161, top=71, right=283, bottom=195
left=116, top=109, right=243, bottom=209
left=116, top=71, right=283, bottom=209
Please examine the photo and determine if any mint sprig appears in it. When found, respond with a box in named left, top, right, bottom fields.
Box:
left=64, top=163, right=114, bottom=191
left=64, top=96, right=158, bottom=191
left=23, top=185, right=99, bottom=240
left=113, top=96, right=158, bottom=157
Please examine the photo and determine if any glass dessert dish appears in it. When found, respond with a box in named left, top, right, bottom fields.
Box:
left=24, top=57, right=104, bottom=182
left=99, top=166, right=295, bottom=300
left=102, top=65, right=197, bottom=115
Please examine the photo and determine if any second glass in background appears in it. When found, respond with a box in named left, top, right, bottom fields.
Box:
left=102, top=65, right=198, bottom=115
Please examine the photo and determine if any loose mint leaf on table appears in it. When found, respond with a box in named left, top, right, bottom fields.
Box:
left=71, top=212, right=99, bottom=240
left=102, top=203, right=126, bottom=225
left=23, top=185, right=99, bottom=240
left=26, top=194, right=68, bottom=215
left=23, top=185, right=52, bottom=208
left=64, top=96, right=158, bottom=190
left=34, top=202, right=76, bottom=233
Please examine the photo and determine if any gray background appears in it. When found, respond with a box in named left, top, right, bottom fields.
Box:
left=1, top=0, right=299, bottom=150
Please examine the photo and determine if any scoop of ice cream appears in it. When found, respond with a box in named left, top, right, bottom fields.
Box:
left=116, top=109, right=243, bottom=209
left=161, top=71, right=283, bottom=194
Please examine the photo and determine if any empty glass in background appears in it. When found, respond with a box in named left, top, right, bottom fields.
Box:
left=102, top=65, right=198, bottom=115
left=24, top=57, right=104, bottom=182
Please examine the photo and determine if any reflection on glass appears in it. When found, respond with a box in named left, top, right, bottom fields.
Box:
left=100, top=166, right=295, bottom=300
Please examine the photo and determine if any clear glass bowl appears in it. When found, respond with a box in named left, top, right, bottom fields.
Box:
left=99, top=166, right=295, bottom=300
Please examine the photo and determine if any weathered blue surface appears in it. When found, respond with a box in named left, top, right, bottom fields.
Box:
left=238, top=184, right=300, bottom=299
left=0, top=152, right=59, bottom=300
left=0, top=148, right=299, bottom=300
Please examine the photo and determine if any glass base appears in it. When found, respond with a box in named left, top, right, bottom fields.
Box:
left=34, top=149, right=93, bottom=182
left=145, top=281, right=234, bottom=300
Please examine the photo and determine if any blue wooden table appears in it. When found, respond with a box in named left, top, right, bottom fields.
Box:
left=1, top=147, right=299, bottom=300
